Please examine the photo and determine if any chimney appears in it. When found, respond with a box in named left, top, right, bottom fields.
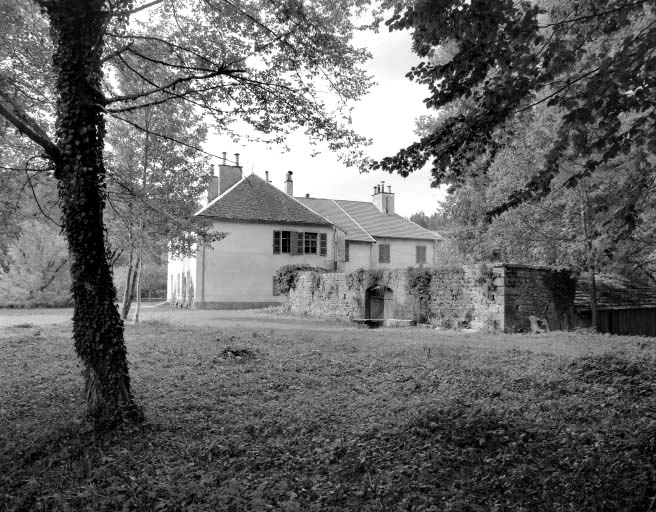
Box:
left=265, top=171, right=270, bottom=182
left=207, top=171, right=219, bottom=202
left=285, top=171, right=293, bottom=195
left=217, top=153, right=243, bottom=195
left=372, top=182, right=395, bottom=214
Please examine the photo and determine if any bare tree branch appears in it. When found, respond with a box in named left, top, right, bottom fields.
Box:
left=102, top=62, right=243, bottom=105
left=108, top=111, right=228, bottom=160
left=109, top=0, right=165, bottom=17
left=24, top=165, right=62, bottom=228
left=0, top=89, right=58, bottom=158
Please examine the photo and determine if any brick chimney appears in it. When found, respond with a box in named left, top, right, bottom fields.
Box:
left=217, top=152, right=243, bottom=195
left=207, top=164, right=219, bottom=202
left=372, top=180, right=395, bottom=214
left=285, top=171, right=293, bottom=195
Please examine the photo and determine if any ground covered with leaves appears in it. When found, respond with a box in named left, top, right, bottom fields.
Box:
left=1, top=318, right=655, bottom=511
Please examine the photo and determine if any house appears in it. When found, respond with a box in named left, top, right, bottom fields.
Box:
left=167, top=157, right=442, bottom=309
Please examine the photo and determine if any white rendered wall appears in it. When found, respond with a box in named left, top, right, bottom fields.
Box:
left=167, top=254, right=197, bottom=306
left=371, top=237, right=435, bottom=270
left=195, top=221, right=335, bottom=305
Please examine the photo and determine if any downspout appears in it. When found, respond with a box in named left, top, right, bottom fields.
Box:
left=332, top=226, right=337, bottom=271
left=201, top=243, right=206, bottom=308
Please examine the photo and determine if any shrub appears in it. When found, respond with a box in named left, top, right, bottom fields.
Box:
left=274, top=264, right=329, bottom=295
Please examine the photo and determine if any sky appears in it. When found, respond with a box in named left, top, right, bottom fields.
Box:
left=205, top=27, right=447, bottom=218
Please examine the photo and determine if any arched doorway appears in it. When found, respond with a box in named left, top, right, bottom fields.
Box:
left=365, top=285, right=393, bottom=320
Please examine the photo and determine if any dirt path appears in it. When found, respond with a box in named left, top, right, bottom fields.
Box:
left=0, top=306, right=356, bottom=332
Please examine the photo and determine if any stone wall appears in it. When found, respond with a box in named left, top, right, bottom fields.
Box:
left=286, top=264, right=576, bottom=332
left=427, top=265, right=504, bottom=330
left=288, top=272, right=358, bottom=318
left=499, top=264, right=577, bottom=332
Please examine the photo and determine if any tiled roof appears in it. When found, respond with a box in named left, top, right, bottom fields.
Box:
left=335, top=200, right=442, bottom=241
left=296, top=197, right=441, bottom=241
left=575, top=274, right=656, bottom=310
left=196, top=174, right=331, bottom=226
left=295, top=198, right=375, bottom=242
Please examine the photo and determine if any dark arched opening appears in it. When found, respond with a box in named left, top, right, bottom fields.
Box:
left=365, top=285, right=393, bottom=321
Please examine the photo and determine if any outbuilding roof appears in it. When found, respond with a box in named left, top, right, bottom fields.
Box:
left=575, top=274, right=656, bottom=311
left=196, top=174, right=331, bottom=226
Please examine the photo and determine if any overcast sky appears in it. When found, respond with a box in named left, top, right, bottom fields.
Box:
left=205, top=27, right=447, bottom=218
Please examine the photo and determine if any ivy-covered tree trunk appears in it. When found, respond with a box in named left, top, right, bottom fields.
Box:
left=45, top=0, right=141, bottom=427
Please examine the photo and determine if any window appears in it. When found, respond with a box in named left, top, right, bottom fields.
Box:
left=416, top=245, right=427, bottom=264
left=273, top=230, right=292, bottom=254
left=304, top=232, right=318, bottom=254
left=281, top=231, right=291, bottom=253
left=378, top=243, right=390, bottom=263
left=344, top=241, right=350, bottom=262
left=275, top=230, right=325, bottom=256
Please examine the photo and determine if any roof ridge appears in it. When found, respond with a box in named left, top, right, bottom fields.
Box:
left=331, top=199, right=376, bottom=242
left=194, top=172, right=247, bottom=216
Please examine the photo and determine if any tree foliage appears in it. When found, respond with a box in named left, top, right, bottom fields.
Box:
left=376, top=0, right=656, bottom=217
left=0, top=219, right=71, bottom=306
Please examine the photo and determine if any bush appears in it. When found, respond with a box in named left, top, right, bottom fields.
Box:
left=274, top=264, right=329, bottom=295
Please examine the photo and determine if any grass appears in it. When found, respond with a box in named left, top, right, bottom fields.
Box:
left=1, top=319, right=655, bottom=511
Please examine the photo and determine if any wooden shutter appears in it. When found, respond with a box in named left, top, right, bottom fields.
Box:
left=290, top=231, right=298, bottom=255
left=416, top=245, right=426, bottom=263
left=345, top=241, right=349, bottom=262
left=297, top=232, right=304, bottom=255
left=319, top=233, right=327, bottom=256
left=273, top=231, right=281, bottom=254
left=379, top=244, right=390, bottom=263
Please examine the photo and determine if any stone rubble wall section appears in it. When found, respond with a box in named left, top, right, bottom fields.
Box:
left=287, top=264, right=575, bottom=332
left=288, top=272, right=358, bottom=318
left=501, top=265, right=575, bottom=332
left=427, top=265, right=504, bottom=331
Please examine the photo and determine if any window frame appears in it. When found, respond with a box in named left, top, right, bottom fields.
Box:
left=378, top=243, right=390, bottom=263
left=273, top=230, right=292, bottom=254
left=304, top=232, right=318, bottom=254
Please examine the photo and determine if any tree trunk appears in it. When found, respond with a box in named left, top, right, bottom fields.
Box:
left=134, top=244, right=143, bottom=323
left=121, top=242, right=134, bottom=320
left=589, top=270, right=599, bottom=331
left=46, top=0, right=141, bottom=428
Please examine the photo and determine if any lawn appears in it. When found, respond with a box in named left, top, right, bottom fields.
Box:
left=1, top=318, right=655, bottom=511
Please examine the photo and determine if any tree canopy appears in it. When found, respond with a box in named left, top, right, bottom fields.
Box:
left=376, top=0, right=656, bottom=217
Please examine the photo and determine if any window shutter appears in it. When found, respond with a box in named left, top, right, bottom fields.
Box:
left=273, top=231, right=281, bottom=254
left=416, top=245, right=426, bottom=263
left=297, top=232, right=304, bottom=255
left=379, top=244, right=390, bottom=263
left=319, top=233, right=327, bottom=256
left=345, top=241, right=350, bottom=262
left=290, top=231, right=298, bottom=255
